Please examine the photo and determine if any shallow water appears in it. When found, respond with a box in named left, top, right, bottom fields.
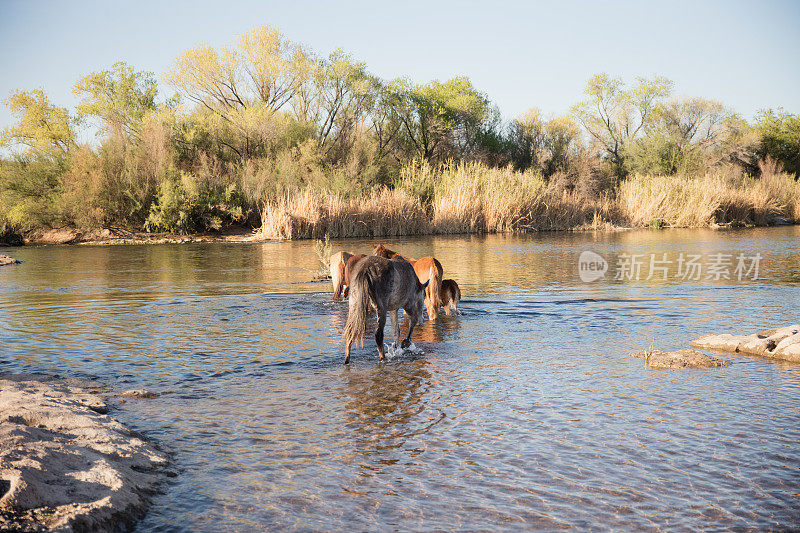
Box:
left=1, top=227, right=799, bottom=531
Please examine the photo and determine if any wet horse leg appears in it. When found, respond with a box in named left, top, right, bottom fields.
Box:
left=375, top=310, right=387, bottom=361
left=390, top=310, right=400, bottom=349
left=401, top=308, right=418, bottom=349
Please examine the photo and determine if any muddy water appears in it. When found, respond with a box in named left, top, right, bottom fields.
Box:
left=1, top=227, right=799, bottom=531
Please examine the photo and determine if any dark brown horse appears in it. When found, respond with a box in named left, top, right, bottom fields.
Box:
left=343, top=255, right=428, bottom=364
left=440, top=279, right=461, bottom=315
left=373, top=244, right=443, bottom=320
left=342, top=254, right=367, bottom=298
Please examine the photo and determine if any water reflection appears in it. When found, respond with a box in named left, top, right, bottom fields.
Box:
left=339, top=359, right=440, bottom=461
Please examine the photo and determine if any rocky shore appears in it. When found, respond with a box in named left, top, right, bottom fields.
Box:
left=0, top=373, right=167, bottom=532
left=691, top=324, right=800, bottom=362
left=21, top=226, right=258, bottom=246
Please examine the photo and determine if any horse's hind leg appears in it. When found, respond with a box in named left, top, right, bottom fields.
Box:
left=390, top=310, right=400, bottom=348
left=375, top=311, right=387, bottom=361
left=401, top=309, right=418, bottom=349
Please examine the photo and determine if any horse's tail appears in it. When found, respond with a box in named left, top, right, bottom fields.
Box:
left=343, top=270, right=372, bottom=348
left=428, top=264, right=442, bottom=319
left=331, top=253, right=345, bottom=300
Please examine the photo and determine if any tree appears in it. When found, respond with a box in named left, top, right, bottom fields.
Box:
left=164, top=25, right=314, bottom=117
left=163, top=25, right=315, bottom=158
left=0, top=89, right=77, bottom=157
left=626, top=97, right=732, bottom=175
left=543, top=116, right=581, bottom=176
left=572, top=73, right=672, bottom=177
left=0, top=89, right=78, bottom=227
left=293, top=49, right=373, bottom=160
left=755, top=108, right=800, bottom=177
left=73, top=62, right=159, bottom=138
left=390, top=76, right=494, bottom=162
left=507, top=108, right=546, bottom=171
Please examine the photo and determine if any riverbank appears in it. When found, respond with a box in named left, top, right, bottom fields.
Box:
left=0, top=373, right=168, bottom=532
left=4, top=162, right=799, bottom=244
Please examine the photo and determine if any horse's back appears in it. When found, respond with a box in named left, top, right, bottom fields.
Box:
left=412, top=257, right=442, bottom=282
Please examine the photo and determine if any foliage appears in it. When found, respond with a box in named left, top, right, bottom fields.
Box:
left=74, top=61, right=160, bottom=137
left=572, top=73, right=673, bottom=178
left=1, top=89, right=77, bottom=157
left=754, top=108, right=800, bottom=177
left=0, top=24, right=796, bottom=237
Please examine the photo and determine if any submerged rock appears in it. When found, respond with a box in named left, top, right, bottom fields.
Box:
left=120, top=389, right=160, bottom=399
left=691, top=324, right=800, bottom=363
left=0, top=255, right=20, bottom=267
left=629, top=349, right=730, bottom=369
left=0, top=373, right=167, bottom=532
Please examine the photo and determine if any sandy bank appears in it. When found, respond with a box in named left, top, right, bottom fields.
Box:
left=0, top=373, right=168, bottom=532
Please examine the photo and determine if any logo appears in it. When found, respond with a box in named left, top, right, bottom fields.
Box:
left=578, top=251, right=608, bottom=282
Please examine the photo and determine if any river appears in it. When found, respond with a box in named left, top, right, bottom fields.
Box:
left=1, top=227, right=799, bottom=530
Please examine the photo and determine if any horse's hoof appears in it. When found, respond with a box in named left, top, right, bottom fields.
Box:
left=401, top=339, right=411, bottom=349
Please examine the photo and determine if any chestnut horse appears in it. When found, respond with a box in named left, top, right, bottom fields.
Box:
left=330, top=251, right=353, bottom=300
left=331, top=252, right=367, bottom=300
left=440, top=279, right=461, bottom=315
left=343, top=255, right=428, bottom=364
left=373, top=244, right=443, bottom=320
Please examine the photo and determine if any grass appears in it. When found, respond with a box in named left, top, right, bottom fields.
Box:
left=256, top=161, right=799, bottom=239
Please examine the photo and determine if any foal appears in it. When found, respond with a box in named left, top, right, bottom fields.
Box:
left=343, top=256, right=428, bottom=364
left=373, top=244, right=443, bottom=321
left=440, top=279, right=461, bottom=315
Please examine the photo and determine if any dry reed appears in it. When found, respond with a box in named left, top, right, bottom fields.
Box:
left=257, top=161, right=799, bottom=239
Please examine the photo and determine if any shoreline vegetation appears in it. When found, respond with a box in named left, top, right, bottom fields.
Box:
left=1, top=25, right=799, bottom=243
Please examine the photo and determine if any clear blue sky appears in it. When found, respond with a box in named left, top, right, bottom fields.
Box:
left=1, top=0, right=798, bottom=136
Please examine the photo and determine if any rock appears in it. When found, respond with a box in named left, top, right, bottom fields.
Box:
left=0, top=373, right=168, bottom=532
left=630, top=349, right=730, bottom=369
left=36, top=228, right=83, bottom=245
left=120, top=389, right=160, bottom=399
left=771, top=215, right=793, bottom=226
left=691, top=324, right=800, bottom=363
left=0, top=255, right=20, bottom=267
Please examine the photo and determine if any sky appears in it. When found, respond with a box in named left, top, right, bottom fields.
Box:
left=1, top=0, right=799, bottom=138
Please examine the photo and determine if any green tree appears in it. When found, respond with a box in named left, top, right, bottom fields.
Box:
left=755, top=108, right=800, bottom=176
left=626, top=97, right=732, bottom=175
left=293, top=49, right=374, bottom=160
left=390, top=76, right=495, bottom=162
left=507, top=108, right=546, bottom=171
left=73, top=62, right=159, bottom=137
left=572, top=73, right=672, bottom=177
left=0, top=89, right=78, bottom=228
left=0, top=89, right=77, bottom=157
